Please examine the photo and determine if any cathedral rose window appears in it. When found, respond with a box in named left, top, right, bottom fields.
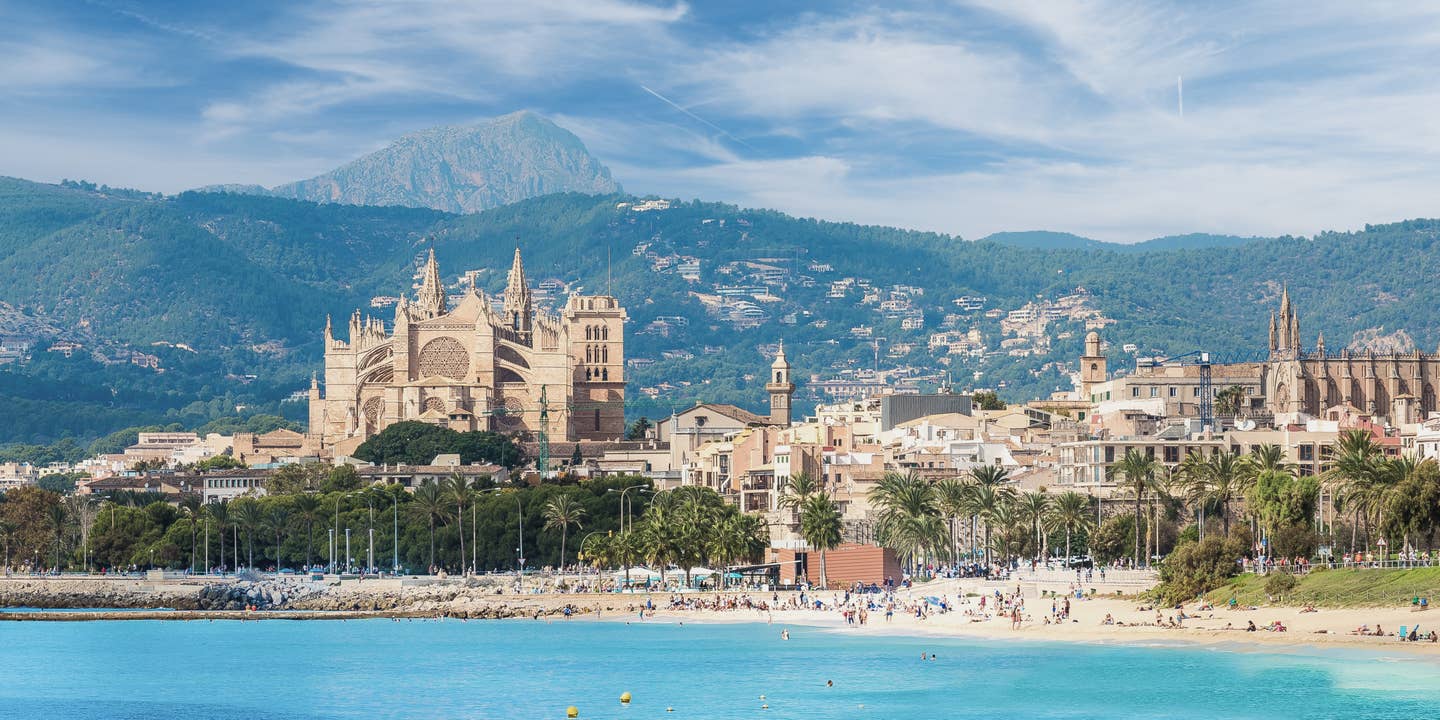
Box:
left=418, top=337, right=470, bottom=380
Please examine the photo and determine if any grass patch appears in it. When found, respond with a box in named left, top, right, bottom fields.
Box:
left=1207, top=567, right=1440, bottom=608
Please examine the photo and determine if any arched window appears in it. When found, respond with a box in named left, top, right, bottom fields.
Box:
left=602, top=368, right=609, bottom=381
left=585, top=346, right=592, bottom=363
left=602, top=345, right=608, bottom=363
left=585, top=326, right=592, bottom=340
left=601, top=325, right=609, bottom=340
left=775, top=371, right=783, bottom=383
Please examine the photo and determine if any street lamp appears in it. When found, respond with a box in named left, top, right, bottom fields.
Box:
left=484, top=488, right=526, bottom=592
left=391, top=490, right=401, bottom=575
left=609, top=484, right=652, bottom=589
left=344, top=528, right=351, bottom=574
left=328, top=528, right=335, bottom=574
left=349, top=492, right=374, bottom=574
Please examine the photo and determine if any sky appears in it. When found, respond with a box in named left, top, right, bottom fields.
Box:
left=4, top=1, right=1440, bottom=242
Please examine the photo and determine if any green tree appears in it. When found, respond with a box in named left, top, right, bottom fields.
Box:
left=1047, top=491, right=1094, bottom=563
left=542, top=494, right=587, bottom=569
left=1108, top=448, right=1159, bottom=566
left=971, top=390, right=1005, bottom=410
left=409, top=480, right=447, bottom=571
left=799, top=491, right=843, bottom=589
left=232, top=498, right=263, bottom=569
left=292, top=494, right=323, bottom=569
left=870, top=472, right=946, bottom=572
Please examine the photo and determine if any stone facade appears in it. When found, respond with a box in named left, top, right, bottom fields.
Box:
left=1262, top=287, right=1440, bottom=424
left=310, top=249, right=627, bottom=455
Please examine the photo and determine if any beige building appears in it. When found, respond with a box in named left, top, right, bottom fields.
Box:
left=1263, top=288, right=1440, bottom=424
left=310, top=249, right=627, bottom=456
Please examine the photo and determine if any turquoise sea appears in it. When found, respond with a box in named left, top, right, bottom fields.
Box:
left=1, top=618, right=1437, bottom=719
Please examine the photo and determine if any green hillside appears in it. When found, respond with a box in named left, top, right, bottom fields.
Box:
left=2, top=176, right=1440, bottom=446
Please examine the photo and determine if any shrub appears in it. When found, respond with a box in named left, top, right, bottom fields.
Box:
left=1265, top=572, right=1298, bottom=598
left=1154, top=532, right=1248, bottom=604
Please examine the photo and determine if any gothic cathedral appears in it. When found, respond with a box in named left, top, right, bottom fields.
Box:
left=309, top=248, right=627, bottom=456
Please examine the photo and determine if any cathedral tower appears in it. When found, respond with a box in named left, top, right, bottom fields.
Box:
left=766, top=342, right=796, bottom=426
left=414, top=248, right=448, bottom=320
left=503, top=247, right=533, bottom=340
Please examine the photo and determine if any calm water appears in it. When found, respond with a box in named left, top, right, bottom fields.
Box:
left=1, top=618, right=1437, bottom=719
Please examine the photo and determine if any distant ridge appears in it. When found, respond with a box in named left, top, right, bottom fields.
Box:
left=196, top=111, right=620, bottom=214
left=980, top=230, right=1270, bottom=252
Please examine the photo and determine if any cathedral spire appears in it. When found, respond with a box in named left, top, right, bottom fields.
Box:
left=415, top=247, right=448, bottom=319
left=1268, top=312, right=1277, bottom=353
left=503, top=246, right=533, bottom=339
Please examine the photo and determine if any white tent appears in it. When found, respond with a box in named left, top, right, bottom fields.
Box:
left=612, top=567, right=661, bottom=581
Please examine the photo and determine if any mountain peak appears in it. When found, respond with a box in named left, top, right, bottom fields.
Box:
left=227, top=112, right=620, bottom=214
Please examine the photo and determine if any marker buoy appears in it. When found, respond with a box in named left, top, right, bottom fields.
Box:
left=566, top=706, right=579, bottom=718
left=620, top=692, right=631, bottom=705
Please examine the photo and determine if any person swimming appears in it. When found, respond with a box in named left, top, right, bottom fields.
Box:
left=781, top=629, right=790, bottom=640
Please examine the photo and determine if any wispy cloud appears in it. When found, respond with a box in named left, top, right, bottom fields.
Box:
left=6, top=0, right=1440, bottom=242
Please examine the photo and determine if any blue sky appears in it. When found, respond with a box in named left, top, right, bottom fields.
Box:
left=4, top=0, right=1440, bottom=242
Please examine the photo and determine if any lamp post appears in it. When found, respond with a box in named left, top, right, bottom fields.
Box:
left=391, top=491, right=400, bottom=574
left=328, top=528, right=335, bottom=574
left=204, top=518, right=209, bottom=575
left=345, top=528, right=351, bottom=574
left=610, top=484, right=650, bottom=589
left=484, top=488, right=526, bottom=592
left=332, top=494, right=343, bottom=573
left=350, top=492, right=374, bottom=574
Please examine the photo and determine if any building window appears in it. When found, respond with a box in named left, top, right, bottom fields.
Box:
left=594, top=409, right=601, bottom=431
left=1164, top=446, right=1179, bottom=463
left=1150, top=387, right=1158, bottom=398
left=1104, top=446, right=1115, bottom=463
left=1132, top=387, right=1141, bottom=398
left=1169, top=387, right=1177, bottom=397
left=1299, top=444, right=1315, bottom=461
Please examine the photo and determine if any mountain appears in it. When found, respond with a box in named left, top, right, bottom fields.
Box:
left=201, top=111, right=621, bottom=214
left=981, top=230, right=1268, bottom=253
left=3, top=175, right=1440, bottom=447
left=978, top=231, right=1108, bottom=251
left=1132, top=233, right=1265, bottom=252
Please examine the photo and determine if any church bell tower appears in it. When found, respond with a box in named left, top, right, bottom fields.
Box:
left=766, top=341, right=796, bottom=426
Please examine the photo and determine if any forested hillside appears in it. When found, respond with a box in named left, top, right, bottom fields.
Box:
left=1, top=175, right=1438, bottom=446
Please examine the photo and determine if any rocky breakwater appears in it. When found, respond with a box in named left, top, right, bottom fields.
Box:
left=0, top=577, right=210, bottom=610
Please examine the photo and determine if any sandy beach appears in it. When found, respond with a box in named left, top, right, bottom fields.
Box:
left=5, top=574, right=1439, bottom=656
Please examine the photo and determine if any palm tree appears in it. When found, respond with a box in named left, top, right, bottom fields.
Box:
left=1015, top=492, right=1052, bottom=563
left=935, top=477, right=972, bottom=563
left=1108, top=448, right=1158, bottom=567
left=232, top=499, right=263, bottom=569
left=206, top=501, right=230, bottom=571
left=1179, top=450, right=1248, bottom=536
left=966, top=481, right=1013, bottom=567
left=870, top=472, right=946, bottom=573
left=265, top=507, right=290, bottom=571
left=542, top=494, right=587, bottom=570
left=1322, top=429, right=1386, bottom=555
left=799, top=491, right=843, bottom=589
left=292, top=494, right=322, bottom=569
left=443, top=474, right=473, bottom=572
left=408, top=480, right=447, bottom=572
left=1047, top=491, right=1094, bottom=564
left=779, top=472, right=819, bottom=509
left=178, top=495, right=201, bottom=572
left=970, top=464, right=1011, bottom=487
